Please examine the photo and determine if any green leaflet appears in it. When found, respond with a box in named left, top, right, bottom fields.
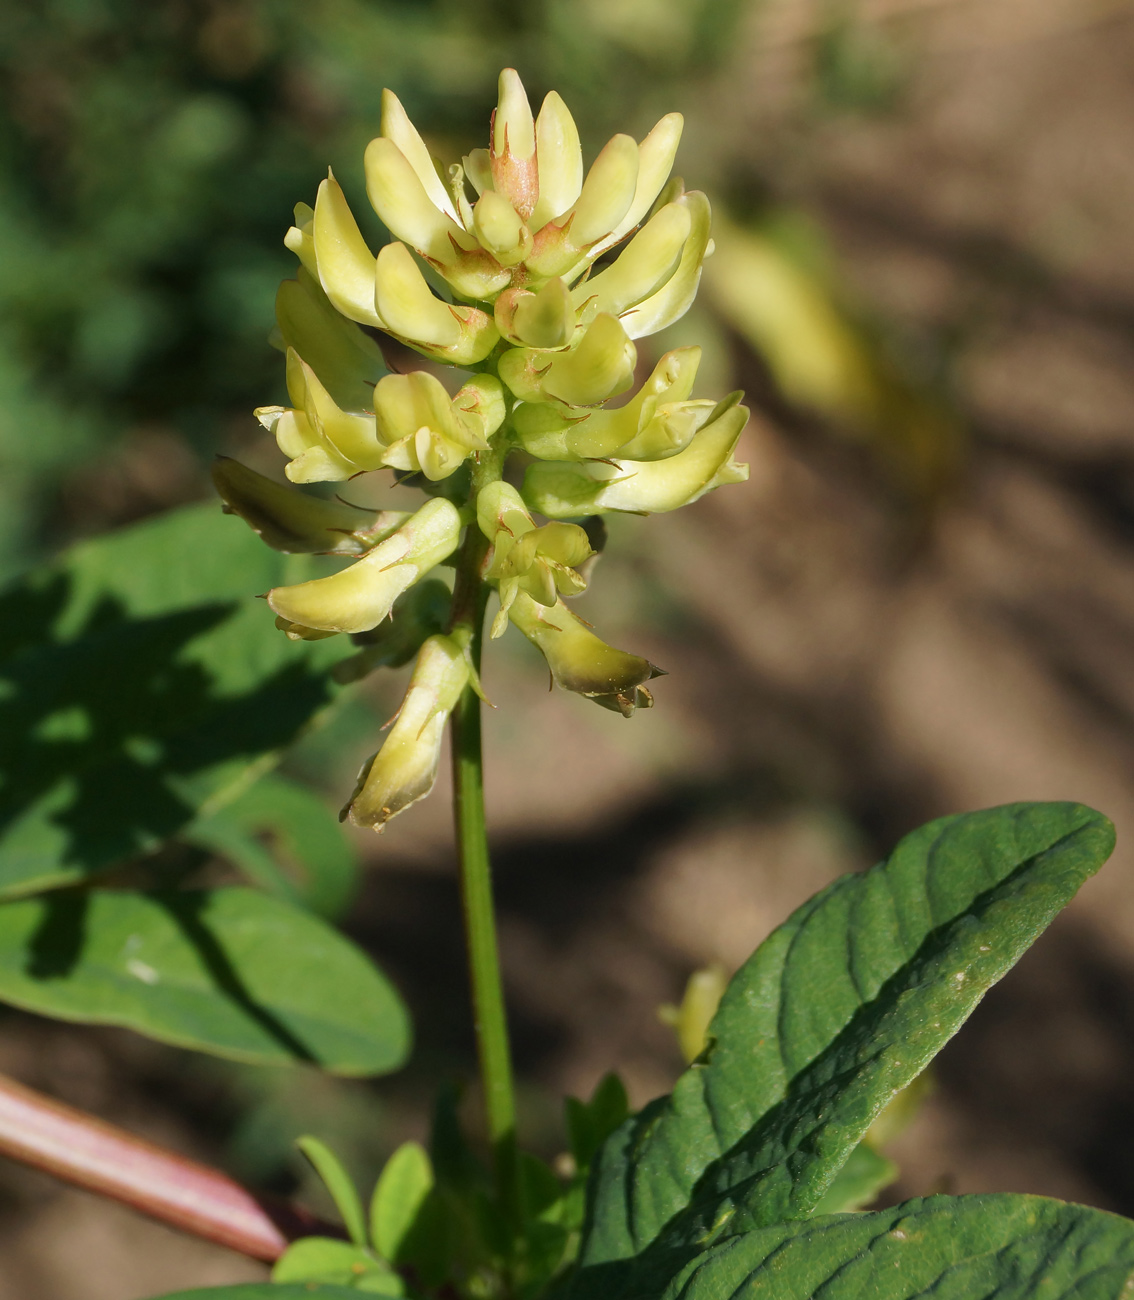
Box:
left=0, top=888, right=409, bottom=1074
left=576, top=803, right=1114, bottom=1291
left=0, top=502, right=348, bottom=899
left=298, top=1135, right=369, bottom=1246
left=657, top=1195, right=1134, bottom=1300
left=371, top=1141, right=435, bottom=1263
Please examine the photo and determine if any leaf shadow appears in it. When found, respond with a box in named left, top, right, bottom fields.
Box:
left=0, top=567, right=336, bottom=890
left=155, top=891, right=318, bottom=1064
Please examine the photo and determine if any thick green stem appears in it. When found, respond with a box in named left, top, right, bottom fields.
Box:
left=448, top=451, right=520, bottom=1224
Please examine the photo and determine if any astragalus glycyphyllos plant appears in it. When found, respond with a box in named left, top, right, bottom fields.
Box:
left=154, top=69, right=1134, bottom=1300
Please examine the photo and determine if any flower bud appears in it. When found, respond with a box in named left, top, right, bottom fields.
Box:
left=522, top=393, right=750, bottom=517
left=472, top=190, right=533, bottom=267
left=364, top=137, right=510, bottom=301
left=212, top=456, right=410, bottom=555
left=373, top=371, right=500, bottom=481
left=506, top=593, right=660, bottom=709
left=530, top=92, right=583, bottom=231
left=571, top=201, right=691, bottom=319
left=494, top=278, right=575, bottom=350
left=491, top=68, right=538, bottom=222
left=374, top=243, right=499, bottom=365
left=380, top=89, right=461, bottom=224
left=312, top=174, right=383, bottom=328
left=605, top=113, right=684, bottom=245
left=525, top=134, right=639, bottom=279
left=477, top=482, right=591, bottom=636
left=346, top=634, right=469, bottom=831
left=619, top=191, right=711, bottom=340
left=266, top=497, right=461, bottom=635
left=499, top=312, right=636, bottom=407
left=274, top=270, right=386, bottom=414
left=364, top=136, right=473, bottom=265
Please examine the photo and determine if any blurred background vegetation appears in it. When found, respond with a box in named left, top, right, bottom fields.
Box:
left=4, top=0, right=1134, bottom=1296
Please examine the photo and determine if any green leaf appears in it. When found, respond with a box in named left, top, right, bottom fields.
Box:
left=272, top=1237, right=402, bottom=1294
left=371, top=1141, right=434, bottom=1261
left=810, top=1141, right=896, bottom=1215
left=186, top=773, right=358, bottom=918
left=0, top=887, right=409, bottom=1074
left=0, top=503, right=348, bottom=899
left=576, top=803, right=1114, bottom=1289
left=565, top=1072, right=629, bottom=1172
left=299, top=1136, right=369, bottom=1247
left=656, top=1195, right=1134, bottom=1300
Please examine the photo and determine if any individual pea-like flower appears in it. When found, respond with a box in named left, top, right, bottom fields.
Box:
left=267, top=498, right=461, bottom=639
left=219, top=67, right=752, bottom=830
left=521, top=393, right=750, bottom=518
left=254, top=352, right=504, bottom=485
left=476, top=482, right=592, bottom=637
left=345, top=634, right=470, bottom=831
left=373, top=372, right=504, bottom=481
left=506, top=593, right=664, bottom=717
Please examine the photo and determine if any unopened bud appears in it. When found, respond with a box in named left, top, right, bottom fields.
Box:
left=380, top=89, right=461, bottom=223
left=571, top=201, right=691, bottom=319
left=491, top=69, right=538, bottom=221
left=526, top=134, right=639, bottom=279
left=312, top=175, right=382, bottom=328
left=213, top=456, right=409, bottom=555
left=346, top=634, right=470, bottom=831
left=619, top=191, right=711, bottom=341
left=266, top=497, right=461, bottom=635
left=530, top=92, right=583, bottom=230
left=472, top=190, right=532, bottom=267
left=374, top=243, right=499, bottom=365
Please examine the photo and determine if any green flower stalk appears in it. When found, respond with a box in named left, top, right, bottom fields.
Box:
left=215, top=62, right=750, bottom=1244
left=222, top=66, right=750, bottom=829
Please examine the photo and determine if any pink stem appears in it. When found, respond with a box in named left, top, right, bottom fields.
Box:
left=0, top=1071, right=324, bottom=1261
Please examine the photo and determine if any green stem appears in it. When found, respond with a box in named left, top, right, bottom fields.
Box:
left=448, top=452, right=520, bottom=1225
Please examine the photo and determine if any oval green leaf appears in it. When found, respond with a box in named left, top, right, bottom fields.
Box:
left=577, top=802, right=1115, bottom=1292
left=0, top=887, right=409, bottom=1074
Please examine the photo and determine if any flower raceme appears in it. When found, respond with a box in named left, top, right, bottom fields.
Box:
left=220, top=69, right=750, bottom=829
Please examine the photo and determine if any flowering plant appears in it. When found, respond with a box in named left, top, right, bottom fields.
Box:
left=0, top=67, right=1128, bottom=1300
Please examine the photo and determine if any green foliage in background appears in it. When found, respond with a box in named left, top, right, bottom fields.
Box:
left=0, top=501, right=408, bottom=1073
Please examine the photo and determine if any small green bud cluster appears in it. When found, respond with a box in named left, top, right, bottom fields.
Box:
left=217, top=70, right=749, bottom=831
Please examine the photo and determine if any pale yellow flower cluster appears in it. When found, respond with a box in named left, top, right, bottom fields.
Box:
left=216, top=70, right=749, bottom=830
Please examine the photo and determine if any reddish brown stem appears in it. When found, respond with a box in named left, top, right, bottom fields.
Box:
left=0, top=1071, right=326, bottom=1261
